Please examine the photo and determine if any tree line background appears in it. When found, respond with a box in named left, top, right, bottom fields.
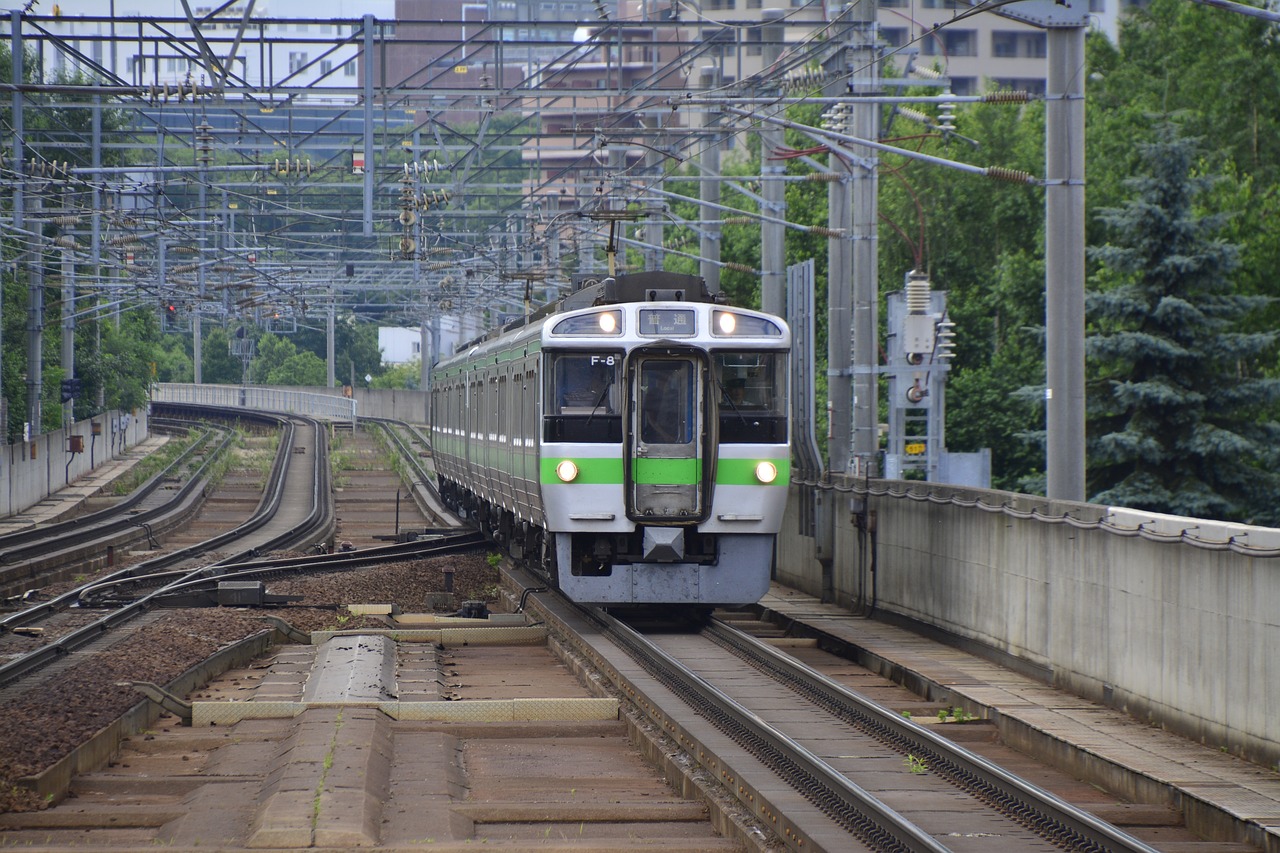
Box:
left=3, top=0, right=1279, bottom=523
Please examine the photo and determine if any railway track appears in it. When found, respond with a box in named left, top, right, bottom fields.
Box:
left=519, top=592, right=1147, bottom=851
left=0, top=420, right=231, bottom=600
left=0, top=415, right=334, bottom=690
left=504, top=567, right=1253, bottom=853
left=0, top=415, right=1258, bottom=850
left=0, top=549, right=1253, bottom=850
left=0, top=412, right=470, bottom=692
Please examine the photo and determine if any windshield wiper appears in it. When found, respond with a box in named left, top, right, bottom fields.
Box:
left=716, top=379, right=749, bottom=425
left=584, top=381, right=613, bottom=427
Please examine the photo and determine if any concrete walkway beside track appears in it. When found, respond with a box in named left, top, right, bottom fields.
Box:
left=759, top=586, right=1280, bottom=853
left=0, top=434, right=169, bottom=535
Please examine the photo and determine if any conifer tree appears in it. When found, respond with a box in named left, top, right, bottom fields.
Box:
left=1086, top=121, right=1280, bottom=523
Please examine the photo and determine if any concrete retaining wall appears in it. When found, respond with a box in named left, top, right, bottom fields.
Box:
left=776, top=479, right=1280, bottom=770
left=0, top=409, right=149, bottom=518
left=279, top=384, right=427, bottom=422
left=276, top=385, right=428, bottom=424
left=347, top=387, right=428, bottom=424
left=152, top=384, right=429, bottom=425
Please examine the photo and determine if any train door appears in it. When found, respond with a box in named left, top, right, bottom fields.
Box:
left=628, top=354, right=706, bottom=520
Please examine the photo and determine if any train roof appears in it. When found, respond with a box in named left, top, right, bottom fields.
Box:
left=435, top=267, right=783, bottom=371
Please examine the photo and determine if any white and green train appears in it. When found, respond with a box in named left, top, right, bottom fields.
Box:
left=429, top=271, right=791, bottom=607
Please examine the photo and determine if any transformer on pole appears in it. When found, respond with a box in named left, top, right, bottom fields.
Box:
left=883, top=270, right=989, bottom=486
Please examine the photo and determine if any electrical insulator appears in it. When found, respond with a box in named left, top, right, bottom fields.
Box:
left=897, top=107, right=931, bottom=126
left=935, top=320, right=957, bottom=360
left=938, top=97, right=957, bottom=134
left=905, top=270, right=931, bottom=314
left=900, top=269, right=938, bottom=359
left=196, top=120, right=214, bottom=166
left=420, top=190, right=450, bottom=209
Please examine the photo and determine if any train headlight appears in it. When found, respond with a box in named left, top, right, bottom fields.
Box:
left=755, top=461, right=778, bottom=484
left=555, top=460, right=579, bottom=482
left=711, top=310, right=785, bottom=338
left=552, top=310, right=623, bottom=336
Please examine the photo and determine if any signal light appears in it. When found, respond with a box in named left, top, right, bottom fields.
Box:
left=60, top=378, right=82, bottom=403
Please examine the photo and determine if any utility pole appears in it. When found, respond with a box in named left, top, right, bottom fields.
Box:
left=642, top=116, right=665, bottom=271
left=990, top=0, right=1089, bottom=499
left=27, top=191, right=44, bottom=434
left=1044, top=24, right=1087, bottom=501
left=61, top=187, right=76, bottom=428
left=7, top=9, right=24, bottom=440
left=194, top=116, right=212, bottom=384
left=847, top=6, right=881, bottom=478
left=698, top=65, right=722, bottom=296
left=759, top=9, right=786, bottom=317
left=327, top=288, right=336, bottom=388
left=362, top=15, right=375, bottom=237
left=92, top=86, right=105, bottom=411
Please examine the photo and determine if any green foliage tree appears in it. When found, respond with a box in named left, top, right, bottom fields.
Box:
left=1, top=43, right=156, bottom=437
left=201, top=327, right=245, bottom=385
left=1085, top=121, right=1280, bottom=523
left=374, top=360, right=422, bottom=389
left=265, top=350, right=328, bottom=386
left=249, top=333, right=298, bottom=384
left=154, top=332, right=194, bottom=382
left=291, top=320, right=382, bottom=386
left=87, top=313, right=162, bottom=413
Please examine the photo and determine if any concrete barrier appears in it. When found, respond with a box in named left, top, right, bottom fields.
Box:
left=1, top=409, right=148, bottom=519
left=776, top=479, right=1280, bottom=770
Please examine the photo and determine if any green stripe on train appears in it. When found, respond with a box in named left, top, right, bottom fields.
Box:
left=715, top=457, right=790, bottom=486
left=538, top=456, right=790, bottom=486
left=539, top=457, right=625, bottom=484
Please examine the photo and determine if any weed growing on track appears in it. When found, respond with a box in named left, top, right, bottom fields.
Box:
left=111, top=431, right=199, bottom=495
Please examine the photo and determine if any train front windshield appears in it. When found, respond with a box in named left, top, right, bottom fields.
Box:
left=713, top=352, right=788, bottom=444
left=545, top=352, right=623, bottom=443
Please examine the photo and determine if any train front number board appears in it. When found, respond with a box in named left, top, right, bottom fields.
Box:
left=638, top=308, right=696, bottom=337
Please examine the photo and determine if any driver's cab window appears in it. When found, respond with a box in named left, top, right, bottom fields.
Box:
left=713, top=353, right=784, bottom=411
left=713, top=352, right=788, bottom=443
left=550, top=353, right=620, bottom=416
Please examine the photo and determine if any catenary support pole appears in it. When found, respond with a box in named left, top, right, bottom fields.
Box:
left=1045, top=25, right=1087, bottom=501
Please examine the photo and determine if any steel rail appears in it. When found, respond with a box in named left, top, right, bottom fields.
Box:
left=705, top=619, right=1162, bottom=853
left=142, top=530, right=486, bottom=606
left=0, top=424, right=238, bottom=629
left=0, top=413, right=325, bottom=689
left=588, top=606, right=951, bottom=853
left=0, top=422, right=220, bottom=559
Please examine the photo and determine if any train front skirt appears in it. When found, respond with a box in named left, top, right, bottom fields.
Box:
left=553, top=532, right=774, bottom=605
